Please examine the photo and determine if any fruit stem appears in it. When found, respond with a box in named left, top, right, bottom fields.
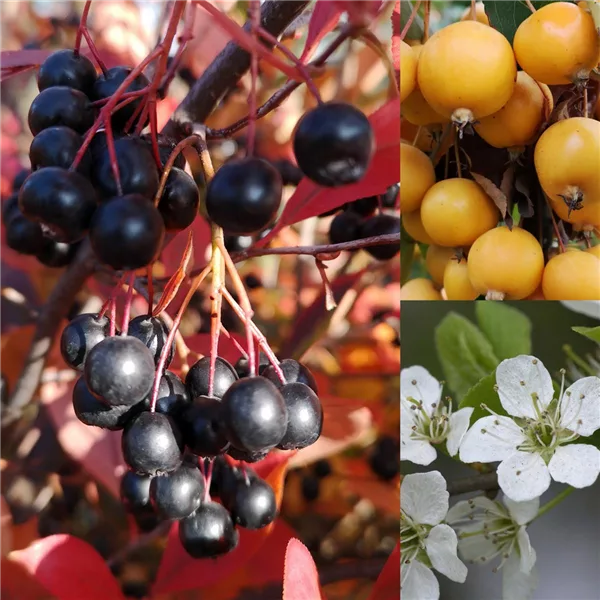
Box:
left=80, top=27, right=108, bottom=77
left=208, top=223, right=225, bottom=397
left=422, top=0, right=430, bottom=42
left=74, top=0, right=92, bottom=57
left=470, top=0, right=477, bottom=20
left=120, top=272, right=136, bottom=335
left=98, top=273, right=128, bottom=318
left=453, top=138, right=462, bottom=178
left=203, top=458, right=214, bottom=502
left=583, top=86, right=589, bottom=118
left=400, top=0, right=422, bottom=41
left=524, top=0, right=536, bottom=12
left=542, top=194, right=567, bottom=253
left=108, top=296, right=117, bottom=336
left=220, top=323, right=248, bottom=358
left=315, top=259, right=337, bottom=311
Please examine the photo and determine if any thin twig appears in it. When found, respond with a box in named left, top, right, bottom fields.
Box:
left=447, top=472, right=499, bottom=496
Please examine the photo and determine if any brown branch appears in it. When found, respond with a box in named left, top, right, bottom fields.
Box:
left=447, top=472, right=499, bottom=496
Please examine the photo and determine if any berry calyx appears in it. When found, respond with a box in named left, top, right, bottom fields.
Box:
left=60, top=313, right=110, bottom=371
left=276, top=382, right=323, bottom=450
left=149, top=463, right=204, bottom=520
left=186, top=356, right=238, bottom=399
left=136, top=371, right=189, bottom=416
left=158, top=168, right=200, bottom=232
left=128, top=315, right=175, bottom=367
left=37, top=49, right=97, bottom=95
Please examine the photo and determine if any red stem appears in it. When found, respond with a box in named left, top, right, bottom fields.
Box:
left=74, top=0, right=92, bottom=56
left=108, top=297, right=117, bottom=337
left=81, top=28, right=108, bottom=76
left=103, top=123, right=123, bottom=196
left=401, top=0, right=422, bottom=40
left=98, top=273, right=128, bottom=318
left=120, top=273, right=136, bottom=335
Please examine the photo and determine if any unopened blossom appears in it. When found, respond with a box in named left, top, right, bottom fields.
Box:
left=401, top=366, right=474, bottom=465
left=460, top=355, right=600, bottom=501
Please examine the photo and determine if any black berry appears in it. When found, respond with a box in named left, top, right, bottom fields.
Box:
left=369, top=436, right=399, bottom=481
left=179, top=502, right=239, bottom=558
left=244, top=273, right=262, bottom=290
left=234, top=353, right=270, bottom=378
left=329, top=211, right=362, bottom=245
left=19, top=167, right=97, bottom=242
left=84, top=336, right=156, bottom=407
left=205, top=158, right=282, bottom=235
left=122, top=411, right=184, bottom=475
left=136, top=371, right=189, bottom=416
left=128, top=315, right=174, bottom=367
left=5, top=214, right=48, bottom=255
left=224, top=234, right=254, bottom=254
left=12, top=169, right=31, bottom=192
left=120, top=470, right=154, bottom=515
left=37, top=49, right=97, bottom=95
left=158, top=168, right=199, bottom=232
left=301, top=475, right=320, bottom=502
left=2, top=193, right=21, bottom=225
left=227, top=447, right=269, bottom=463
left=29, top=126, right=91, bottom=175
left=313, top=459, right=332, bottom=479
left=37, top=240, right=78, bottom=268
left=180, top=396, right=230, bottom=457
left=90, top=194, right=165, bottom=270
left=221, top=376, right=288, bottom=452
left=277, top=383, right=322, bottom=450
left=358, top=214, right=400, bottom=260
left=141, top=134, right=186, bottom=170
left=230, top=478, right=277, bottom=529
left=149, top=463, right=204, bottom=520
left=381, top=183, right=399, bottom=208
left=185, top=356, right=237, bottom=400
left=28, top=86, right=96, bottom=135
left=293, top=102, right=374, bottom=187
left=347, top=196, right=378, bottom=217
left=262, top=359, right=318, bottom=393
left=60, top=313, right=110, bottom=371
left=72, top=376, right=131, bottom=430
left=1, top=373, right=8, bottom=406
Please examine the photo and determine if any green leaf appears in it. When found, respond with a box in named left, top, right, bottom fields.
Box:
left=475, top=302, right=532, bottom=360
left=572, top=326, right=600, bottom=344
left=486, top=1, right=554, bottom=45
left=458, top=370, right=504, bottom=424
left=400, top=0, right=424, bottom=40
left=435, top=313, right=500, bottom=398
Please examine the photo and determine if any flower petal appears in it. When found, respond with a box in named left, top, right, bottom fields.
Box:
left=516, top=526, right=537, bottom=574
left=560, top=301, right=600, bottom=320
left=558, top=376, right=600, bottom=436
left=401, top=559, right=440, bottom=600
left=496, top=356, right=554, bottom=418
left=401, top=365, right=443, bottom=414
left=426, top=524, right=468, bottom=583
left=497, top=451, right=551, bottom=502
left=401, top=471, right=449, bottom=525
left=400, top=438, right=437, bottom=466
left=459, top=416, right=526, bottom=464
left=503, top=496, right=539, bottom=526
left=502, top=551, right=539, bottom=600
left=455, top=524, right=499, bottom=564
left=548, top=444, right=600, bottom=489
left=446, top=407, right=474, bottom=456
left=446, top=497, right=504, bottom=526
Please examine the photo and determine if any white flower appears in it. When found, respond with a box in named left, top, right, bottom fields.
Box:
left=560, top=301, right=600, bottom=320
left=401, top=471, right=468, bottom=600
left=401, top=366, right=474, bottom=465
left=459, top=355, right=600, bottom=501
left=446, top=495, right=539, bottom=600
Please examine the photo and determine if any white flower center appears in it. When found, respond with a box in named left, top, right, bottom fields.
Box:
left=403, top=381, right=454, bottom=445
left=401, top=510, right=432, bottom=567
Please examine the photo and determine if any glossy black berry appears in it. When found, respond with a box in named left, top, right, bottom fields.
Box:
left=293, top=102, right=374, bottom=187
left=149, top=463, right=204, bottom=520
left=37, top=49, right=97, bottom=95
left=381, top=183, right=399, bottom=208
left=2, top=193, right=21, bottom=225
left=6, top=214, right=49, bottom=255
left=329, top=211, right=362, bottom=245
left=91, top=136, right=159, bottom=200
left=301, top=475, right=320, bottom=501
left=369, top=436, right=399, bottom=481
left=29, top=126, right=91, bottom=175
left=141, top=134, right=186, bottom=170
left=205, top=158, right=282, bottom=235
left=90, top=194, right=165, bottom=270
left=18, top=167, right=98, bottom=243
left=128, top=315, right=174, bottom=367
left=28, top=86, right=96, bottom=135
left=347, top=195, right=378, bottom=217
left=244, top=274, right=262, bottom=290
left=358, top=214, right=400, bottom=260
left=122, top=411, right=184, bottom=475
left=186, top=356, right=237, bottom=400
left=12, top=169, right=31, bottom=192
left=37, top=240, right=78, bottom=268
left=221, top=376, right=287, bottom=452
left=234, top=353, right=270, bottom=378
left=263, top=359, right=318, bottom=393
left=136, top=371, right=189, bottom=416
left=92, top=66, right=150, bottom=131
left=158, top=168, right=200, bottom=232
left=226, top=447, right=269, bottom=463
left=271, top=158, right=303, bottom=186
left=84, top=336, right=156, bottom=407
left=60, top=313, right=110, bottom=371
left=224, top=234, right=254, bottom=253
left=276, top=383, right=323, bottom=450
left=180, top=396, right=229, bottom=457
left=1, top=373, right=8, bottom=406
left=230, top=478, right=277, bottom=529
left=72, top=376, right=131, bottom=430
left=120, top=470, right=154, bottom=517
left=313, top=459, right=332, bottom=479
left=179, top=502, right=239, bottom=558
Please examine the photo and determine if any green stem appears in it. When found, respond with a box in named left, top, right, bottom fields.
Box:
left=536, top=487, right=575, bottom=520
left=563, top=345, right=596, bottom=377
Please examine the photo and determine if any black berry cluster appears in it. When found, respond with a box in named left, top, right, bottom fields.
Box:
left=59, top=307, right=322, bottom=559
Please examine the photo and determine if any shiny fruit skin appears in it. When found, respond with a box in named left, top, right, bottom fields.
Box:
left=400, top=41, right=418, bottom=102
left=420, top=179, right=499, bottom=247
left=443, top=258, right=478, bottom=300
left=37, top=49, right=97, bottom=95
left=542, top=251, right=600, bottom=300
left=534, top=117, right=600, bottom=227
left=417, top=21, right=517, bottom=123
left=400, top=278, right=442, bottom=300
left=400, top=142, right=436, bottom=213
left=358, top=214, right=401, bottom=260
left=513, top=2, right=600, bottom=85
left=425, top=245, right=456, bottom=286
left=475, top=71, right=552, bottom=148
left=29, top=126, right=92, bottom=175
left=402, top=209, right=435, bottom=245
left=467, top=226, right=544, bottom=300
left=28, top=87, right=95, bottom=136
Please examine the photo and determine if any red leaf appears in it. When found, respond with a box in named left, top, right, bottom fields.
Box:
left=258, top=99, right=400, bottom=240
left=367, top=543, right=399, bottom=600
left=153, top=457, right=291, bottom=594
left=299, top=1, right=343, bottom=62
left=282, top=538, right=324, bottom=600
left=0, top=49, right=55, bottom=69
left=160, top=217, right=211, bottom=277
left=9, top=534, right=125, bottom=600
left=1, top=558, right=52, bottom=600
left=391, top=0, right=400, bottom=77
left=184, top=331, right=247, bottom=365
left=153, top=231, right=194, bottom=316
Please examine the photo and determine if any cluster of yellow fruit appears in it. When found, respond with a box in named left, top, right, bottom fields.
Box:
left=399, top=1, right=600, bottom=301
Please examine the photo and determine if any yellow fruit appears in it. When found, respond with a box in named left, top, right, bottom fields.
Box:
left=400, top=41, right=418, bottom=102
left=400, top=278, right=442, bottom=300
left=534, top=117, right=600, bottom=227
left=460, top=2, right=490, bottom=25
left=425, top=245, right=457, bottom=286
left=443, top=258, right=479, bottom=300
left=542, top=251, right=600, bottom=299
left=420, top=178, right=499, bottom=247
left=467, top=226, right=545, bottom=300
left=586, top=245, right=600, bottom=259
left=474, top=71, right=552, bottom=148
left=514, top=2, right=600, bottom=85
left=417, top=21, right=517, bottom=126
left=402, top=209, right=435, bottom=244
left=402, top=89, right=450, bottom=126
left=400, top=142, right=436, bottom=212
